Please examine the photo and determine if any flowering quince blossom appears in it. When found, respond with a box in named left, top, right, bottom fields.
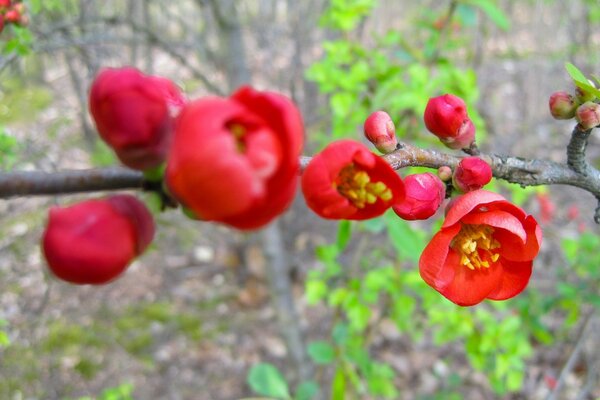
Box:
left=89, top=67, right=184, bottom=170
left=42, top=195, right=155, bottom=285
left=363, top=110, right=398, bottom=154
left=419, top=190, right=542, bottom=306
left=424, top=94, right=475, bottom=149
left=393, top=172, right=445, bottom=220
left=302, top=140, right=405, bottom=220
left=166, top=86, right=303, bottom=230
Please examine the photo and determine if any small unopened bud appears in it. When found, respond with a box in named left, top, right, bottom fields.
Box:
left=393, top=172, right=445, bottom=220
left=437, top=166, right=452, bottom=182
left=424, top=94, right=476, bottom=150
left=363, top=111, right=397, bottom=154
left=575, top=101, right=600, bottom=130
left=3, top=9, right=19, bottom=23
left=567, top=205, right=580, bottom=221
left=549, top=91, right=577, bottom=120
left=452, top=156, right=492, bottom=193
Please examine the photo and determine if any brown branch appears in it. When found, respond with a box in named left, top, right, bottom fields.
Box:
left=2, top=139, right=600, bottom=221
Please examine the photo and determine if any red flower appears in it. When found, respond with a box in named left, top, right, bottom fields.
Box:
left=363, top=111, right=397, bottom=154
left=42, top=195, right=155, bottom=285
left=302, top=140, right=404, bottom=220
left=89, top=67, right=184, bottom=170
left=452, top=156, right=492, bottom=192
left=419, top=190, right=542, bottom=306
left=424, top=94, right=475, bottom=149
left=166, top=86, right=303, bottom=230
left=393, top=172, right=445, bottom=220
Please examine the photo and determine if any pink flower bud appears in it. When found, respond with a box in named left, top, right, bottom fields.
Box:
left=363, top=111, right=398, bottom=153
left=42, top=195, right=155, bottom=285
left=424, top=94, right=476, bottom=150
left=549, top=91, right=577, bottom=120
left=0, top=0, right=10, bottom=10
left=536, top=193, right=555, bottom=224
left=567, top=205, right=580, bottom=221
left=575, top=101, right=600, bottom=130
left=437, top=166, right=452, bottom=182
left=89, top=67, right=184, bottom=170
left=392, top=172, right=445, bottom=220
left=452, top=156, right=492, bottom=192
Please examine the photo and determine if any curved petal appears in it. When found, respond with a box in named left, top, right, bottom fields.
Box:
left=443, top=190, right=508, bottom=228
left=486, top=259, right=533, bottom=301
left=460, top=210, right=527, bottom=243
left=419, top=224, right=461, bottom=288
left=495, top=215, right=541, bottom=262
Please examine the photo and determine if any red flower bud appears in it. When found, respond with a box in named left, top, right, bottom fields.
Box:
left=302, top=140, right=404, bottom=220
left=548, top=91, right=577, bottom=120
left=567, top=205, right=579, bottom=221
left=3, top=8, right=19, bottom=23
left=420, top=190, right=542, bottom=306
left=363, top=111, right=398, bottom=153
left=575, top=101, right=600, bottom=130
left=89, top=67, right=184, bottom=170
left=424, top=94, right=476, bottom=149
left=393, top=172, right=445, bottom=220
left=166, top=86, right=304, bottom=230
left=452, top=156, right=492, bottom=192
left=536, top=193, right=555, bottom=224
left=0, top=0, right=10, bottom=10
left=42, top=195, right=155, bottom=285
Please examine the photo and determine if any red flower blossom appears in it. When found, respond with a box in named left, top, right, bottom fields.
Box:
left=419, top=190, right=542, bottom=306
left=302, top=140, right=404, bottom=220
left=166, top=86, right=303, bottom=230
left=424, top=94, right=475, bottom=149
left=42, top=195, right=155, bottom=285
left=393, top=172, right=445, bottom=220
left=89, top=67, right=184, bottom=170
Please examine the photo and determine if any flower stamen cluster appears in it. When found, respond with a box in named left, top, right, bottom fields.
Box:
left=336, top=165, right=392, bottom=208
left=451, top=224, right=501, bottom=270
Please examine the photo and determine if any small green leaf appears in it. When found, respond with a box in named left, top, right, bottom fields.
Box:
left=565, top=62, right=589, bottom=84
left=247, top=363, right=291, bottom=399
left=305, top=279, right=328, bottom=305
left=295, top=380, right=319, bottom=400
left=464, top=0, right=510, bottom=30
left=336, top=220, right=352, bottom=250
left=331, top=368, right=346, bottom=400
left=307, top=341, right=336, bottom=364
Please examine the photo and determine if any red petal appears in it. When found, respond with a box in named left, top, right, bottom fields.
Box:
left=460, top=210, right=527, bottom=243
left=486, top=259, right=533, bottom=300
left=495, top=215, right=542, bottom=262
left=419, top=224, right=461, bottom=288
left=443, top=190, right=508, bottom=228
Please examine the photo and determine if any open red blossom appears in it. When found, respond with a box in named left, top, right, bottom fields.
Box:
left=393, top=172, right=445, bottom=220
left=166, top=86, right=303, bottom=230
left=302, top=140, right=404, bottom=220
left=42, top=195, right=155, bottom=285
left=89, top=67, right=184, bottom=170
left=419, top=190, right=542, bottom=306
left=424, top=94, right=475, bottom=150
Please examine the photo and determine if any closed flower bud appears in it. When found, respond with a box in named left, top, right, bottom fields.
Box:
left=437, top=166, right=453, bottom=182
left=424, top=94, right=476, bottom=150
left=89, top=67, right=184, bottom=170
left=393, top=173, right=445, bottom=220
left=575, top=101, right=600, bottom=129
left=0, top=0, right=10, bottom=10
left=42, top=195, right=155, bottom=285
left=453, top=156, right=492, bottom=193
left=363, top=111, right=398, bottom=154
left=549, top=91, right=577, bottom=120
left=3, top=8, right=19, bottom=23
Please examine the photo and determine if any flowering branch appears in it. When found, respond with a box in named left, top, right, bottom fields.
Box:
left=2, top=129, right=600, bottom=222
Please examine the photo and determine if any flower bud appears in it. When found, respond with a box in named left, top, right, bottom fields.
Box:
left=3, top=9, right=20, bottom=23
left=575, top=101, right=600, bottom=130
left=363, top=111, right=398, bottom=153
left=548, top=91, right=577, bottom=120
left=0, top=0, right=10, bottom=10
left=89, top=67, right=184, bottom=170
left=452, top=156, right=492, bottom=193
left=393, top=172, right=445, bottom=220
left=437, top=166, right=452, bottom=182
left=42, top=195, right=155, bottom=285
left=424, top=94, right=476, bottom=150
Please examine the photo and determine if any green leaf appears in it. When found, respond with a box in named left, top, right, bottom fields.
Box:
left=336, top=220, right=352, bottom=250
left=331, top=368, right=346, bottom=400
left=307, top=341, right=336, bottom=364
left=305, top=279, right=328, bottom=305
left=295, top=380, right=319, bottom=400
left=0, top=331, right=9, bottom=347
left=385, top=212, right=426, bottom=263
left=247, top=363, right=291, bottom=399
left=565, top=62, right=589, bottom=84
left=464, top=0, right=510, bottom=30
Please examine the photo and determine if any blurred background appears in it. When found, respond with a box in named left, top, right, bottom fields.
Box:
left=0, top=0, right=599, bottom=399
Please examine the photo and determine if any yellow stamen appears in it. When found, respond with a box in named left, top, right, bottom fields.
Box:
left=228, top=123, right=246, bottom=152
left=451, top=224, right=501, bottom=271
left=335, top=164, right=394, bottom=208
